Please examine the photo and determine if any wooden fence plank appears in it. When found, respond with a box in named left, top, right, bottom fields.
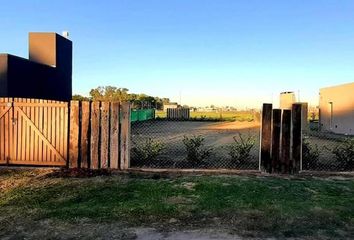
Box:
left=292, top=103, right=302, bottom=173
left=110, top=102, right=120, bottom=169
left=80, top=101, right=90, bottom=168
left=260, top=103, right=272, bottom=172
left=281, top=110, right=291, bottom=174
left=120, top=102, right=131, bottom=170
left=90, top=102, right=100, bottom=169
left=271, top=109, right=281, bottom=173
left=100, top=102, right=110, bottom=169
left=69, top=101, right=79, bottom=168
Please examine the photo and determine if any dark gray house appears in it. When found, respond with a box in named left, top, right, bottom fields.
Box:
left=0, top=32, right=72, bottom=101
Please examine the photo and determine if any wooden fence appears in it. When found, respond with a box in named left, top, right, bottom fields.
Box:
left=167, top=108, right=190, bottom=120
left=0, top=98, right=131, bottom=169
left=260, top=103, right=302, bottom=174
left=0, top=98, right=68, bottom=166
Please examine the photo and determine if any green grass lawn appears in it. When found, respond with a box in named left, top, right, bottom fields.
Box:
left=156, top=111, right=257, bottom=121
left=1, top=170, right=354, bottom=238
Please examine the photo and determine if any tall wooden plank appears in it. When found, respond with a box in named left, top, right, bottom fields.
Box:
left=69, top=101, right=79, bottom=168
left=43, top=100, right=48, bottom=161
left=90, top=102, right=100, bottom=169
left=271, top=109, right=281, bottom=173
left=110, top=102, right=120, bottom=169
left=51, top=100, right=56, bottom=161
left=292, top=103, right=302, bottom=174
left=55, top=102, right=60, bottom=160
left=120, top=102, right=131, bottom=170
left=100, top=102, right=110, bottom=168
left=80, top=101, right=90, bottom=168
left=33, top=99, right=39, bottom=161
left=38, top=99, right=43, bottom=162
left=63, top=102, right=69, bottom=165
left=281, top=110, right=291, bottom=174
left=25, top=99, right=30, bottom=161
left=260, top=103, right=272, bottom=172
left=4, top=98, right=10, bottom=163
left=18, top=98, right=24, bottom=162
left=8, top=98, right=13, bottom=163
left=29, top=99, right=35, bottom=161
left=60, top=104, right=64, bottom=159
left=13, top=98, right=18, bottom=162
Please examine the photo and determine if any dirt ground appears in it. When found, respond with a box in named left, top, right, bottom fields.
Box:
left=131, top=120, right=260, bottom=169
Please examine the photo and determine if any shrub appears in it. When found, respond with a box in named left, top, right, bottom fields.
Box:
left=330, top=138, right=354, bottom=170
left=183, top=135, right=213, bottom=165
left=132, top=138, right=165, bottom=162
left=226, top=133, right=255, bottom=164
left=302, top=138, right=320, bottom=169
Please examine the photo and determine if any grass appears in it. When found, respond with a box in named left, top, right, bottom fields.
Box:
left=156, top=110, right=257, bottom=121
left=1, top=170, right=354, bottom=238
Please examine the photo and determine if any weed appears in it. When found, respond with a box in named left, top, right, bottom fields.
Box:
left=226, top=133, right=255, bottom=164
left=330, top=138, right=354, bottom=170
left=132, top=138, right=165, bottom=162
left=182, top=135, right=213, bottom=165
left=302, top=138, right=320, bottom=169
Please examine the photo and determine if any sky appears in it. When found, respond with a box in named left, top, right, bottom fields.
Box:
left=1, top=0, right=354, bottom=109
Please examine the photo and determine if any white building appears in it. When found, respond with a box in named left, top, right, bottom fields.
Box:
left=163, top=102, right=179, bottom=112
left=319, top=82, right=354, bottom=135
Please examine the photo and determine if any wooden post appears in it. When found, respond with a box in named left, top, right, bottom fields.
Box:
left=260, top=103, right=272, bottom=172
left=292, top=103, right=302, bottom=173
left=120, top=102, right=131, bottom=170
left=281, top=110, right=291, bottom=174
left=110, top=102, right=120, bottom=169
left=90, top=102, right=100, bottom=169
left=100, top=102, right=110, bottom=169
left=271, top=109, right=281, bottom=173
left=69, top=101, right=79, bottom=168
left=80, top=101, right=90, bottom=168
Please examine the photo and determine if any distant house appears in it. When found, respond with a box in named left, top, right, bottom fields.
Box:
left=0, top=32, right=72, bottom=101
left=279, top=92, right=309, bottom=131
left=319, top=82, right=354, bottom=135
left=163, top=102, right=179, bottom=112
left=279, top=91, right=296, bottom=110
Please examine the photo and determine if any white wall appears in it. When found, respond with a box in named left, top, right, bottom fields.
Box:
left=320, top=82, right=354, bottom=135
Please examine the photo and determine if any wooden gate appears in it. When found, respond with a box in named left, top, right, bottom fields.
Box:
left=0, top=98, right=68, bottom=166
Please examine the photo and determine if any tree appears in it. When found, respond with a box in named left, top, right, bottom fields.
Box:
left=75, top=85, right=170, bottom=110
left=72, top=94, right=90, bottom=101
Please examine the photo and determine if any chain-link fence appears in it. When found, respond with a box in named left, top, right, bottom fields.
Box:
left=131, top=119, right=260, bottom=170
left=303, top=129, right=354, bottom=172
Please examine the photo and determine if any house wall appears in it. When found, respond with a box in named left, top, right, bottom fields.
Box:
left=280, top=92, right=296, bottom=109
left=319, top=82, right=354, bottom=135
left=0, top=55, right=8, bottom=96
left=163, top=104, right=178, bottom=112
left=7, top=54, right=54, bottom=99
left=0, top=32, right=72, bottom=101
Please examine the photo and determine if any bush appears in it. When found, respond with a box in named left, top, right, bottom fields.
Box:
left=302, top=138, right=320, bottom=169
left=183, top=135, right=213, bottom=165
left=226, top=133, right=255, bottom=164
left=330, top=138, right=354, bottom=170
left=132, top=138, right=165, bottom=162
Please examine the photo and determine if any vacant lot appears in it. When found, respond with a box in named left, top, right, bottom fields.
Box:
left=1, top=169, right=354, bottom=239
left=131, top=121, right=260, bottom=169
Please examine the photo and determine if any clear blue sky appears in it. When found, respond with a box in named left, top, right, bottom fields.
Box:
left=2, top=0, right=354, bottom=108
